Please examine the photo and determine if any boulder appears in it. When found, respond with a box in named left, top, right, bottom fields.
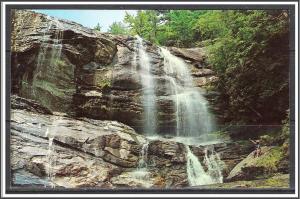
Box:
left=168, top=47, right=207, bottom=64
left=226, top=146, right=284, bottom=181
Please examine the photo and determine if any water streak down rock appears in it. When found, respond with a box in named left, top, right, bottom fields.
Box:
left=134, top=36, right=157, bottom=135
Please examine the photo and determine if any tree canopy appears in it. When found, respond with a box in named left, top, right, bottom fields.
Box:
left=108, top=22, right=129, bottom=35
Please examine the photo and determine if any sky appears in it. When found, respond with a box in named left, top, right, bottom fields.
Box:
left=33, top=10, right=137, bottom=32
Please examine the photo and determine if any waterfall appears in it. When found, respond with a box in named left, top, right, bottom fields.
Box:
left=186, top=145, right=222, bottom=186
left=160, top=47, right=215, bottom=137
left=35, top=16, right=52, bottom=78
left=138, top=141, right=149, bottom=169
left=131, top=37, right=222, bottom=187
left=32, top=16, right=63, bottom=97
left=158, top=47, right=222, bottom=186
left=49, top=18, right=63, bottom=66
left=134, top=36, right=157, bottom=135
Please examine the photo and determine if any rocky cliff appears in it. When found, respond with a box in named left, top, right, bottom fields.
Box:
left=11, top=10, right=217, bottom=134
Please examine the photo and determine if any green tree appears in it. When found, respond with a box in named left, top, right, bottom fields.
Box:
left=156, top=10, right=207, bottom=47
left=124, top=10, right=160, bottom=43
left=108, top=22, right=128, bottom=35
left=94, top=23, right=101, bottom=31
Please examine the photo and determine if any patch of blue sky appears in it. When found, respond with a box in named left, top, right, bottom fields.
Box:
left=33, top=10, right=137, bottom=31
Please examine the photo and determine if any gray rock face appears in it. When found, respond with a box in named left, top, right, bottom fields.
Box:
left=11, top=108, right=216, bottom=188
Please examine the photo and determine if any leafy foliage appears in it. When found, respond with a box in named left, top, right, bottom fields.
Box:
left=256, top=147, right=284, bottom=174
left=207, top=10, right=290, bottom=124
left=156, top=10, right=207, bottom=46
left=108, top=22, right=129, bottom=35
left=124, top=10, right=159, bottom=43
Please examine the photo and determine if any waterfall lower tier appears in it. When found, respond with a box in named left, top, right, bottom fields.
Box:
left=130, top=141, right=153, bottom=188
left=186, top=145, right=223, bottom=186
left=138, top=141, right=149, bottom=169
left=203, top=147, right=223, bottom=184
left=186, top=145, right=214, bottom=186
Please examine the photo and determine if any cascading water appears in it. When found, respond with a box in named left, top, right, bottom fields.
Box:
left=129, top=141, right=154, bottom=188
left=133, top=142, right=150, bottom=180
left=186, top=145, right=215, bottom=186
left=134, top=36, right=157, bottom=136
left=138, top=141, right=149, bottom=169
left=131, top=37, right=222, bottom=186
left=45, top=128, right=56, bottom=188
left=160, top=47, right=215, bottom=138
left=203, top=147, right=223, bottom=184
left=49, top=18, right=63, bottom=66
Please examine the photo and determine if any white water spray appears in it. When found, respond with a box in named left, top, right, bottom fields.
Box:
left=132, top=141, right=150, bottom=180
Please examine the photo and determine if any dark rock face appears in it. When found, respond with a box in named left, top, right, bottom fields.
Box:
left=11, top=10, right=117, bottom=113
